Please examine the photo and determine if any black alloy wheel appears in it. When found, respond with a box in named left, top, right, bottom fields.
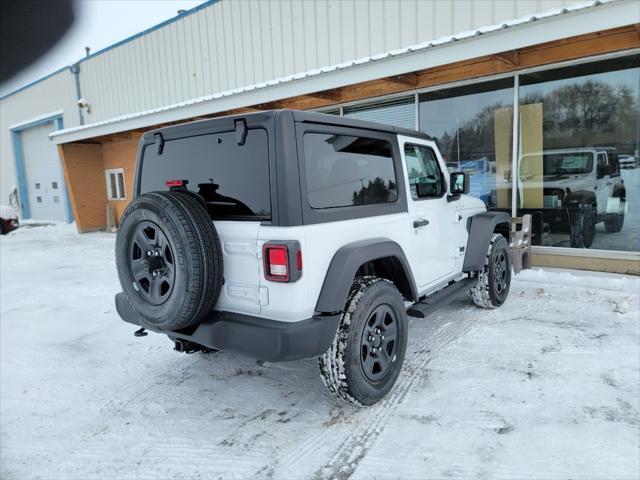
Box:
left=129, top=220, right=175, bottom=305
left=360, top=304, right=399, bottom=382
left=492, top=249, right=508, bottom=296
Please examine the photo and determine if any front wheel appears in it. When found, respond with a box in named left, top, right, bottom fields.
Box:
left=570, top=206, right=595, bottom=248
left=471, top=234, right=511, bottom=309
left=604, top=194, right=625, bottom=233
left=319, top=277, right=408, bottom=406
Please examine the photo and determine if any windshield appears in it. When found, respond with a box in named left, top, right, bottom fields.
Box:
left=520, top=152, right=594, bottom=177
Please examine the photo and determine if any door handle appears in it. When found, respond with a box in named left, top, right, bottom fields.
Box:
left=413, top=218, right=430, bottom=228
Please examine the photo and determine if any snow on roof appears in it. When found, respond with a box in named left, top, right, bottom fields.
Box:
left=50, top=0, right=615, bottom=142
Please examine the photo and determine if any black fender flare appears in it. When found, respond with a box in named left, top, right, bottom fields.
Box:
left=563, top=190, right=597, bottom=208
left=315, top=238, right=418, bottom=314
left=463, top=211, right=511, bottom=272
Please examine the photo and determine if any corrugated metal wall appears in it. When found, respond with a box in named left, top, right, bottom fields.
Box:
left=0, top=0, right=587, bottom=203
left=0, top=70, right=78, bottom=204
left=78, top=0, right=580, bottom=123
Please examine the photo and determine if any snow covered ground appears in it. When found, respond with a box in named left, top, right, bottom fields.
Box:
left=1, top=224, right=638, bottom=480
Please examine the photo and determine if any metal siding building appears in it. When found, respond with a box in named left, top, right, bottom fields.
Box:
left=0, top=0, right=639, bottom=273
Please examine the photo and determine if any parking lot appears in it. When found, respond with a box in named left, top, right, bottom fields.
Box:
left=1, top=224, right=638, bottom=479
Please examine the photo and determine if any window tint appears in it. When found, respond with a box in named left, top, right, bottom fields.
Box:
left=140, top=129, right=271, bottom=219
left=303, top=133, right=397, bottom=209
left=404, top=144, right=444, bottom=199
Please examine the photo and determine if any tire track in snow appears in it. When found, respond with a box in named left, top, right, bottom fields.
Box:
left=276, top=301, right=489, bottom=479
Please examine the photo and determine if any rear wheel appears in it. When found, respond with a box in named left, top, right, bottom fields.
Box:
left=471, top=234, right=511, bottom=309
left=319, top=277, right=408, bottom=405
left=115, top=191, right=223, bottom=331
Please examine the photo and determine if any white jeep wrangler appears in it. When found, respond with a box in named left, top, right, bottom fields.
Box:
left=115, top=110, right=530, bottom=405
left=519, top=147, right=626, bottom=248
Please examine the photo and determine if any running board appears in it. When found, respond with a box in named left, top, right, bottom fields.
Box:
left=407, top=277, right=478, bottom=319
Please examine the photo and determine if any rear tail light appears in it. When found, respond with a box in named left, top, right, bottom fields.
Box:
left=165, top=179, right=189, bottom=189
left=263, top=241, right=302, bottom=282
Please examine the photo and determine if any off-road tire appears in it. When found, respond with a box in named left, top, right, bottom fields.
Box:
left=604, top=194, right=625, bottom=233
left=0, top=222, right=6, bottom=235
left=319, top=276, right=408, bottom=406
left=116, top=191, right=223, bottom=331
left=569, top=206, right=595, bottom=248
left=163, top=191, right=224, bottom=317
left=471, top=234, right=511, bottom=309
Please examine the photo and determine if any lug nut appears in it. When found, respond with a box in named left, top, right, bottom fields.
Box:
left=368, top=335, right=374, bottom=342
left=147, top=251, right=152, bottom=256
left=154, top=251, right=160, bottom=256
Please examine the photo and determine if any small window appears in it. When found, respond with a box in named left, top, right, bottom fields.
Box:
left=404, top=144, right=445, bottom=199
left=53, top=196, right=60, bottom=204
left=36, top=196, right=42, bottom=203
left=35, top=183, right=40, bottom=189
left=105, top=168, right=126, bottom=200
left=303, top=133, right=398, bottom=209
left=52, top=182, right=58, bottom=189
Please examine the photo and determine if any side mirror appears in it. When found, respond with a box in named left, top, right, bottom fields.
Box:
left=450, top=172, right=469, bottom=195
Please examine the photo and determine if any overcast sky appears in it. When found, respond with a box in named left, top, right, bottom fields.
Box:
left=0, top=0, right=206, bottom=96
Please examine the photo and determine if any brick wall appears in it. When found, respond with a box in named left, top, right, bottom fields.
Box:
left=59, top=133, right=140, bottom=232
left=58, top=143, right=107, bottom=232
left=102, top=134, right=141, bottom=224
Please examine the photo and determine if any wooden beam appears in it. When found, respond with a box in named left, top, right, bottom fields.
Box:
left=384, top=73, right=419, bottom=87
left=305, top=90, right=342, bottom=102
left=494, top=51, right=520, bottom=68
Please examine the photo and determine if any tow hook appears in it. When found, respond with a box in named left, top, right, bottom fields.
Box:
left=134, top=327, right=148, bottom=337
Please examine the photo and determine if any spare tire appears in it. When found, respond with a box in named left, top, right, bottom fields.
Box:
left=115, top=191, right=223, bottom=331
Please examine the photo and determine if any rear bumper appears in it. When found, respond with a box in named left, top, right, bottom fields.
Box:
left=115, top=293, right=340, bottom=362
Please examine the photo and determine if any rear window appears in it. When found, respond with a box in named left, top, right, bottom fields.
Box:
left=140, top=129, right=271, bottom=220
left=303, top=133, right=398, bottom=209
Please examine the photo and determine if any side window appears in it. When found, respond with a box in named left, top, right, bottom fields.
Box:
left=404, top=144, right=445, bottom=199
left=303, top=133, right=398, bottom=209
left=596, top=153, right=608, bottom=178
left=105, top=168, right=126, bottom=200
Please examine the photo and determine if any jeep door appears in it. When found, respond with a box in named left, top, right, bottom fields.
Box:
left=398, top=136, right=456, bottom=289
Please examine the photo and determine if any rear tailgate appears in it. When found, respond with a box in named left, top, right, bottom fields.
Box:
left=213, top=221, right=264, bottom=315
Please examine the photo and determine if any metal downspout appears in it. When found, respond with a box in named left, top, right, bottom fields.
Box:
left=70, top=63, right=84, bottom=125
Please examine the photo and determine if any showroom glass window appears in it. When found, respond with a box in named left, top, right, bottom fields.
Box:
left=419, top=79, right=514, bottom=209
left=344, top=97, right=415, bottom=130
left=518, top=55, right=640, bottom=252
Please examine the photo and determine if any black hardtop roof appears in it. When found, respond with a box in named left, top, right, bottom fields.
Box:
left=144, top=109, right=432, bottom=141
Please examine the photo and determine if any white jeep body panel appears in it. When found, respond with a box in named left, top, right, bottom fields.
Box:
left=212, top=221, right=263, bottom=315
left=249, top=134, right=486, bottom=324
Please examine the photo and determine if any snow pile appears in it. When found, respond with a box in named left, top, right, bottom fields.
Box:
left=1, top=225, right=638, bottom=479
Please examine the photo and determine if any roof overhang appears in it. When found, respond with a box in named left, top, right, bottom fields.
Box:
left=52, top=0, right=639, bottom=145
